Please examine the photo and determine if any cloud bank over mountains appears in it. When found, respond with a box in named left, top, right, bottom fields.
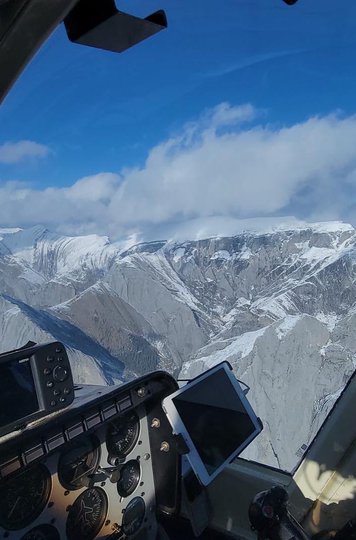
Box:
left=1, top=103, right=356, bottom=240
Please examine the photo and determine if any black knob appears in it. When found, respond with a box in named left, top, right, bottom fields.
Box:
left=107, top=454, right=120, bottom=467
left=53, top=365, right=68, bottom=382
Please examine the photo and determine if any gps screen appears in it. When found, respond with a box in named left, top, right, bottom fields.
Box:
left=0, top=358, right=38, bottom=428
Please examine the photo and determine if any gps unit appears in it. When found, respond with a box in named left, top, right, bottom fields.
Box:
left=0, top=341, right=74, bottom=436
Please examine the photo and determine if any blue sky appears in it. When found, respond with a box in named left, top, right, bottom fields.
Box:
left=1, top=0, right=356, bottom=240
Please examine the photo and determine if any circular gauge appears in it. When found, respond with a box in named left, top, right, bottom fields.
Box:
left=122, top=497, right=146, bottom=536
left=58, top=436, right=100, bottom=490
left=0, top=464, right=51, bottom=530
left=20, top=524, right=60, bottom=540
left=106, top=411, right=140, bottom=458
left=117, top=460, right=141, bottom=498
left=66, top=487, right=107, bottom=540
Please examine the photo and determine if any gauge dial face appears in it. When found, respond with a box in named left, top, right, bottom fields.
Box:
left=66, top=487, right=107, bottom=540
left=117, top=460, right=140, bottom=498
left=122, top=497, right=145, bottom=536
left=58, top=436, right=100, bottom=490
left=107, top=411, right=140, bottom=458
left=20, top=524, right=60, bottom=540
left=0, top=465, right=51, bottom=530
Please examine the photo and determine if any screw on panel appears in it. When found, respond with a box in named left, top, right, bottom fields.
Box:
left=151, top=418, right=160, bottom=428
left=143, top=453, right=150, bottom=460
left=160, top=441, right=170, bottom=452
left=137, top=387, right=146, bottom=397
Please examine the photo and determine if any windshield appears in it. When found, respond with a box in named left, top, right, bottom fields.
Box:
left=0, top=0, right=355, bottom=473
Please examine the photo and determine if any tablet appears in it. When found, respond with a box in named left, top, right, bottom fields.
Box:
left=162, top=362, right=262, bottom=486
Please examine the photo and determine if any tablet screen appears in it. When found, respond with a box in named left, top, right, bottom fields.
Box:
left=172, top=367, right=258, bottom=475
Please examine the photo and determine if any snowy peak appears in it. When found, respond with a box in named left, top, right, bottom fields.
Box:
left=0, top=225, right=48, bottom=254
left=0, top=227, right=118, bottom=281
left=0, top=221, right=354, bottom=285
left=133, top=225, right=356, bottom=324
left=2, top=221, right=353, bottom=326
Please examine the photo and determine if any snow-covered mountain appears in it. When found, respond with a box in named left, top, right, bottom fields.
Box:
left=0, top=222, right=355, bottom=471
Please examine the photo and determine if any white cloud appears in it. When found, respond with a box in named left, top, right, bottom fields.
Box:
left=153, top=216, right=307, bottom=243
left=203, top=102, right=257, bottom=129
left=0, top=140, right=50, bottom=164
left=66, top=173, right=121, bottom=203
left=1, top=104, right=356, bottom=240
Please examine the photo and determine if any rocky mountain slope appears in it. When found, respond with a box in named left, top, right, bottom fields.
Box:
left=0, top=222, right=355, bottom=471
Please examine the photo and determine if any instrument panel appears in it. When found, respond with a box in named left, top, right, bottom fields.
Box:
left=0, top=373, right=179, bottom=540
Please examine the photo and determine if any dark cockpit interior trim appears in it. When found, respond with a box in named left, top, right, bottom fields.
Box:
left=0, top=0, right=79, bottom=104
left=0, top=0, right=167, bottom=105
